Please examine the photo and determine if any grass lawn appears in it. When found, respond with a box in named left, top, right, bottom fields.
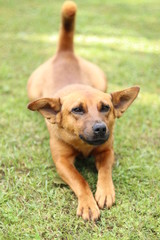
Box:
left=0, top=0, right=160, bottom=239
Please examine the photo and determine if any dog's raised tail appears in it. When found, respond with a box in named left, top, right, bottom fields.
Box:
left=57, top=1, right=77, bottom=52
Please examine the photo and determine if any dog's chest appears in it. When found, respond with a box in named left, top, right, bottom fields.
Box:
left=70, top=140, right=95, bottom=157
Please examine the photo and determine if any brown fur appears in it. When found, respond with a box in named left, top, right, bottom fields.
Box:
left=27, top=1, right=140, bottom=221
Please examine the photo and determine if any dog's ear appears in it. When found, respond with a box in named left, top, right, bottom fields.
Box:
left=27, top=98, right=61, bottom=123
left=111, top=86, right=140, bottom=118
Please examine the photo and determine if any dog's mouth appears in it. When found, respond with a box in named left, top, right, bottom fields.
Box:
left=79, top=133, right=109, bottom=146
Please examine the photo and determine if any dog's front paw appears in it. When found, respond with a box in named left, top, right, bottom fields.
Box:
left=95, top=182, right=115, bottom=209
left=77, top=196, right=100, bottom=221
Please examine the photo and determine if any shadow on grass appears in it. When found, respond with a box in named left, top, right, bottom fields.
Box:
left=1, top=0, right=160, bottom=40
left=1, top=32, right=160, bottom=54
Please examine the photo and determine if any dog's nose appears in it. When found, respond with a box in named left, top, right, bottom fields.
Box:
left=92, top=122, right=106, bottom=136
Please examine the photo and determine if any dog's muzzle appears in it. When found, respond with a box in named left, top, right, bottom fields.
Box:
left=79, top=122, right=110, bottom=146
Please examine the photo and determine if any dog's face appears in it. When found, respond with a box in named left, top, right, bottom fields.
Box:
left=28, top=86, right=139, bottom=146
left=60, top=90, right=114, bottom=146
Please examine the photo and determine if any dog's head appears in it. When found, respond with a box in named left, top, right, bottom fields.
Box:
left=28, top=86, right=140, bottom=146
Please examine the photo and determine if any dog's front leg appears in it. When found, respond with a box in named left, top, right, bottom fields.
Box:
left=50, top=139, right=100, bottom=221
left=94, top=148, right=115, bottom=209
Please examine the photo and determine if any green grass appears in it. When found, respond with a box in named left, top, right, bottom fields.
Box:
left=0, top=0, right=160, bottom=239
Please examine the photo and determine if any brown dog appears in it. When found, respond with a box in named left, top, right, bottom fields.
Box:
left=27, top=1, right=140, bottom=221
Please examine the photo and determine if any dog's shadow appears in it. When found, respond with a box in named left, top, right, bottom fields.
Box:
left=75, top=155, right=98, bottom=191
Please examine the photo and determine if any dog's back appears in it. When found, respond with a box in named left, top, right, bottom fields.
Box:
left=27, top=1, right=107, bottom=101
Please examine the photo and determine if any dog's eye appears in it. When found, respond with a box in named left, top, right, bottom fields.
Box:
left=100, top=104, right=110, bottom=112
left=72, top=107, right=84, bottom=115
